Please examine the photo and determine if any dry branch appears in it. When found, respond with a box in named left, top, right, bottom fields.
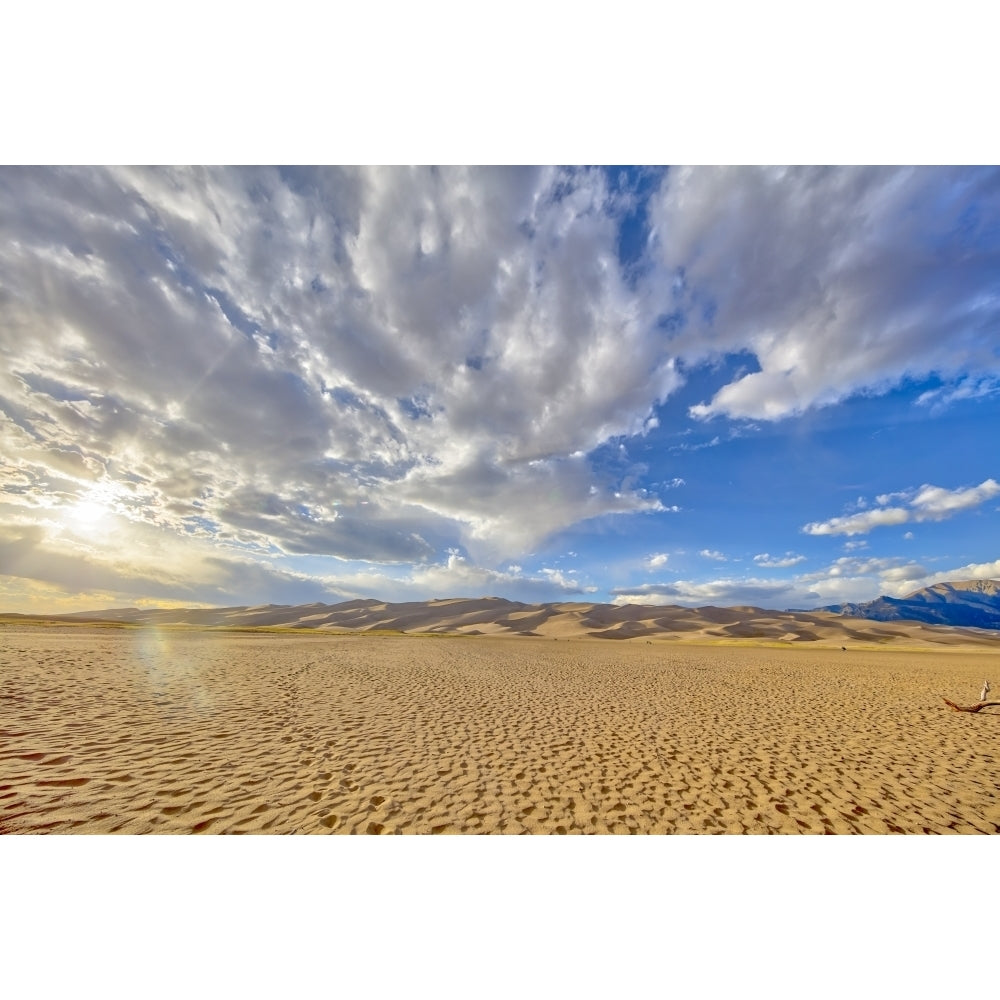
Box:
left=941, top=697, right=1000, bottom=714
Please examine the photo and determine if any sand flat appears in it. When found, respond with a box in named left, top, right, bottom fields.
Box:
left=1, top=625, right=998, bottom=834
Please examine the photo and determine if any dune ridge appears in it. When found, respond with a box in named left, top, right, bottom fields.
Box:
left=4, top=597, right=1000, bottom=648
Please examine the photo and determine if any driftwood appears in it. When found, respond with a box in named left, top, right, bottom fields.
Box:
left=941, top=697, right=1000, bottom=714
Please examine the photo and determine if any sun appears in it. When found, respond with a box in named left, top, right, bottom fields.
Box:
left=68, top=499, right=109, bottom=526
left=61, top=485, right=122, bottom=533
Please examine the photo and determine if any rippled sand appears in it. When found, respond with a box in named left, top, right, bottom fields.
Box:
left=2, top=626, right=998, bottom=834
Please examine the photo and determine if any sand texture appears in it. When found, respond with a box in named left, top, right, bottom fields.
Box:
left=2, top=626, right=999, bottom=834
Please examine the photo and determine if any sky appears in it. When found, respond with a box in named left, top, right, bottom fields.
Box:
left=2, top=165, right=999, bottom=614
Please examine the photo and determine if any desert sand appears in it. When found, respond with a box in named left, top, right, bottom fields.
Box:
left=13, top=594, right=1000, bottom=644
left=2, top=623, right=998, bottom=834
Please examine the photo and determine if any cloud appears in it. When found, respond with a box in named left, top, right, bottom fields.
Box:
left=820, top=556, right=929, bottom=581
left=0, top=509, right=600, bottom=613
left=803, top=478, right=999, bottom=536
left=798, top=553, right=1000, bottom=606
left=931, top=559, right=1000, bottom=584
left=860, top=557, right=1000, bottom=599
left=802, top=507, right=910, bottom=537
left=611, top=577, right=817, bottom=608
left=272, top=552, right=600, bottom=606
left=0, top=513, right=338, bottom=608
left=753, top=552, right=805, bottom=568
left=916, top=375, right=1000, bottom=412
left=648, top=166, right=1000, bottom=421
left=646, top=552, right=669, bottom=569
left=699, top=549, right=727, bottom=561
left=0, top=166, right=687, bottom=577
left=668, top=435, right=721, bottom=453
left=909, top=479, right=1000, bottom=518
left=614, top=552, right=997, bottom=614
left=4, top=167, right=999, bottom=610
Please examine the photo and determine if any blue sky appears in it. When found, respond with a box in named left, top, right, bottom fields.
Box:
left=1, top=165, right=999, bottom=613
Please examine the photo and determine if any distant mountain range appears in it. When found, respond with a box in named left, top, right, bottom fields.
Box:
left=813, top=579, right=1000, bottom=630
left=3, top=583, right=1000, bottom=646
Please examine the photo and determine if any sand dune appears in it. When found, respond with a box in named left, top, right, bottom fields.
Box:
left=2, top=625, right=999, bottom=834
left=5, top=597, right=1000, bottom=648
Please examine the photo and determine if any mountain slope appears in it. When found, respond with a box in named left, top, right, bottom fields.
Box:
left=817, top=579, right=1000, bottom=630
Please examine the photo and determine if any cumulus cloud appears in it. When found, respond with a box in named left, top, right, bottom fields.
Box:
left=646, top=552, right=669, bottom=569
left=910, top=479, right=1000, bottom=518
left=649, top=166, right=1000, bottom=421
left=803, top=478, right=999, bottom=536
left=699, top=549, right=727, bottom=561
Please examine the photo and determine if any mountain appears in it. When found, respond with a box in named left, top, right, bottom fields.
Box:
left=4, top=594, right=1000, bottom=647
left=816, top=579, right=1000, bottom=630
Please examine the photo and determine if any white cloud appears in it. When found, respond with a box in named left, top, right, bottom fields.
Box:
left=669, top=435, right=720, bottom=453
left=699, top=549, right=727, bottom=561
left=800, top=554, right=1000, bottom=606
left=404, top=552, right=597, bottom=600
left=910, top=479, right=1000, bottom=518
left=611, top=577, right=817, bottom=608
left=608, top=541, right=1000, bottom=613
left=917, top=375, right=1000, bottom=411
left=803, top=507, right=910, bottom=536
left=820, top=556, right=928, bottom=581
left=648, top=166, right=1000, bottom=421
left=753, top=552, right=806, bottom=568
left=614, top=552, right=999, bottom=614
left=803, top=478, right=999, bottom=536
left=930, top=559, right=1000, bottom=584
left=646, top=552, right=669, bottom=569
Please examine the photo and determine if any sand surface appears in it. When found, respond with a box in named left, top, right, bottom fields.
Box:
left=2, top=625, right=998, bottom=834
